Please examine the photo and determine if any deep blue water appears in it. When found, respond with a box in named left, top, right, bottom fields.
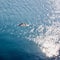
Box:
left=0, top=0, right=59, bottom=60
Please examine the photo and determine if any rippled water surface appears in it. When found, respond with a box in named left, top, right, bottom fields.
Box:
left=0, top=0, right=60, bottom=60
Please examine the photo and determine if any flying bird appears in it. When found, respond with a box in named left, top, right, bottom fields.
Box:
left=19, top=23, right=29, bottom=27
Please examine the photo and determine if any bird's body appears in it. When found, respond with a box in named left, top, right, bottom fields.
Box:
left=19, top=23, right=29, bottom=27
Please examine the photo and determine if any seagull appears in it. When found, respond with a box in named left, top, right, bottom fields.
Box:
left=19, top=23, right=29, bottom=27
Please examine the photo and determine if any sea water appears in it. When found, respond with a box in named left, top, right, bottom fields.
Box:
left=0, top=0, right=60, bottom=60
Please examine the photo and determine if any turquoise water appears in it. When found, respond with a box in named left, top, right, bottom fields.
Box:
left=0, top=0, right=60, bottom=60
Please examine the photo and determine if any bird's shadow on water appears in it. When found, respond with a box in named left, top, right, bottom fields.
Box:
left=0, top=33, right=46, bottom=60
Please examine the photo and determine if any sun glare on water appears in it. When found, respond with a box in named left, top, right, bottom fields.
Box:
left=27, top=20, right=60, bottom=58
left=33, top=21, right=60, bottom=58
left=40, top=36, right=60, bottom=57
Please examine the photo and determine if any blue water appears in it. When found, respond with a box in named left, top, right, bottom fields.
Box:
left=0, top=0, right=58, bottom=60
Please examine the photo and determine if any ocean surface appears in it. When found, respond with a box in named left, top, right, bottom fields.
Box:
left=0, top=0, right=60, bottom=60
